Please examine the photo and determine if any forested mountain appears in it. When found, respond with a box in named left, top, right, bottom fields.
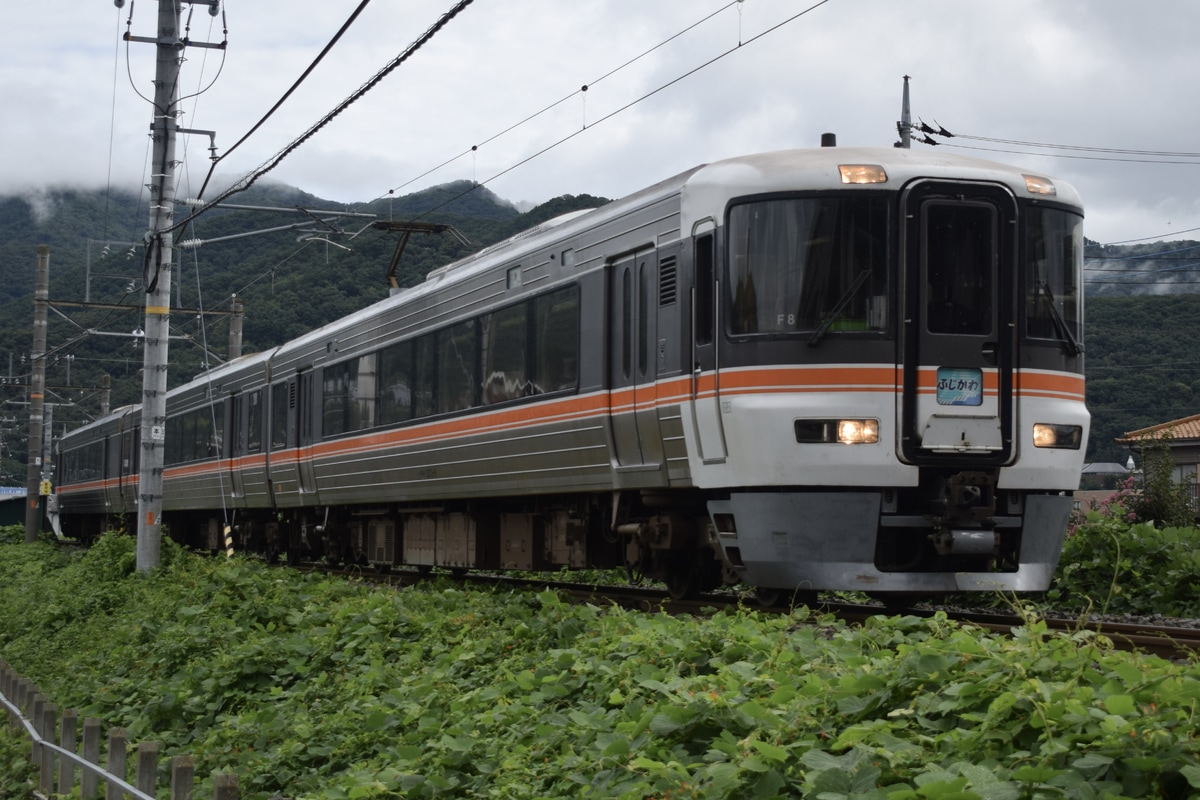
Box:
left=0, top=184, right=1195, bottom=483
left=1083, top=294, right=1200, bottom=463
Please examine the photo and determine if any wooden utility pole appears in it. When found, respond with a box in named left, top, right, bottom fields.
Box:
left=24, top=246, right=50, bottom=543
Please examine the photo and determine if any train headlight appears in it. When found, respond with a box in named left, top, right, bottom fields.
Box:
left=794, top=419, right=879, bottom=444
left=1032, top=423, right=1082, bottom=449
left=838, top=419, right=879, bottom=445
left=839, top=164, right=888, bottom=184
left=1023, top=174, right=1057, bottom=196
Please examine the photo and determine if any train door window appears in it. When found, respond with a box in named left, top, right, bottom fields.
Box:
left=534, top=286, right=579, bottom=393
left=299, top=372, right=314, bottom=446
left=436, top=319, right=478, bottom=414
left=414, top=335, right=436, bottom=418
left=230, top=395, right=243, bottom=457
left=379, top=341, right=415, bottom=424
left=482, top=302, right=528, bottom=404
left=638, top=260, right=651, bottom=377
left=695, top=233, right=715, bottom=346
left=246, top=390, right=263, bottom=453
left=924, top=202, right=995, bottom=336
left=270, top=382, right=289, bottom=450
left=621, top=267, right=633, bottom=379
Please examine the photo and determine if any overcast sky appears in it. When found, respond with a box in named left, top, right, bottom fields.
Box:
left=4, top=0, right=1199, bottom=246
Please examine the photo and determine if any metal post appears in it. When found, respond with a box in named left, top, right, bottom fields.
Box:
left=136, top=0, right=184, bottom=572
left=895, top=75, right=912, bottom=149
left=25, top=245, right=49, bottom=543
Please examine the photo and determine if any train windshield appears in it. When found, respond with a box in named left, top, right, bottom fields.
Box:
left=726, top=196, right=889, bottom=337
left=1024, top=206, right=1083, bottom=352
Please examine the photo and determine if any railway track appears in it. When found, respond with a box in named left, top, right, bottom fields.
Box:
left=296, top=563, right=1200, bottom=660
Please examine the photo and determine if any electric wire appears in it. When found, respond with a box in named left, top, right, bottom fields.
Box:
left=171, top=0, right=477, bottom=237
left=407, top=0, right=832, bottom=223
left=369, top=0, right=743, bottom=203
left=195, top=0, right=374, bottom=201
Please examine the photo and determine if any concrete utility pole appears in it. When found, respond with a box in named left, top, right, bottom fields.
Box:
left=24, top=246, right=50, bottom=543
left=127, top=0, right=224, bottom=571
left=135, top=0, right=184, bottom=572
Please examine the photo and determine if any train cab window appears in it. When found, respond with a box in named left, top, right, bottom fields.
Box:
left=1024, top=207, right=1083, bottom=347
left=925, top=202, right=995, bottom=336
left=727, top=196, right=888, bottom=337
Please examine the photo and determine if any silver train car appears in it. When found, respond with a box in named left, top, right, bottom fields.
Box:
left=54, top=143, right=1089, bottom=600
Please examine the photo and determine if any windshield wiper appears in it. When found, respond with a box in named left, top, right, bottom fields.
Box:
left=809, top=270, right=871, bottom=346
left=1038, top=280, right=1082, bottom=356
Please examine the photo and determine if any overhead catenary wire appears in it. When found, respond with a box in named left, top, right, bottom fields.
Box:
left=194, top=0, right=375, bottom=201
left=406, top=0, right=833, bottom=223
left=170, top=0, right=478, bottom=237
left=369, top=0, right=744, bottom=203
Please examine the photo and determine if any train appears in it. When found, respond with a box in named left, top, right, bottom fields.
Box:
left=51, top=140, right=1089, bottom=602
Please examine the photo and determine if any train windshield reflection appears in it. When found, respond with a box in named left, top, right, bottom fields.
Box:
left=1025, top=207, right=1083, bottom=352
left=727, top=196, right=889, bottom=337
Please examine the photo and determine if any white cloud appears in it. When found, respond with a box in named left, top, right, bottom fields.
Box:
left=3, top=0, right=1200, bottom=244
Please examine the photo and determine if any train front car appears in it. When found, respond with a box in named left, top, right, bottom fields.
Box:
left=683, top=147, right=1087, bottom=598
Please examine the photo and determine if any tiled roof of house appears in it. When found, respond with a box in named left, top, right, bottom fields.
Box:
left=1117, top=412, right=1200, bottom=443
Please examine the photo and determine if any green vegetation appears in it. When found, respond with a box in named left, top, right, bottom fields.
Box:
left=1, top=528, right=1200, bottom=799
left=1085, top=293, right=1200, bottom=464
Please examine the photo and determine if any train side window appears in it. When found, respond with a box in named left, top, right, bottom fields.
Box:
left=322, top=362, right=352, bottom=437
left=414, top=334, right=437, bottom=418
left=437, top=319, right=478, bottom=414
left=378, top=341, right=415, bottom=424
left=246, top=390, right=263, bottom=453
left=534, top=286, right=579, bottom=393
left=695, top=233, right=715, bottom=346
left=270, top=382, right=289, bottom=451
left=482, top=302, right=528, bottom=404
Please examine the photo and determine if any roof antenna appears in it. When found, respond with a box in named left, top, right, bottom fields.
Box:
left=894, top=75, right=912, bottom=149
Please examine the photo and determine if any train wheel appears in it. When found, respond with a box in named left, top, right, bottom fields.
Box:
left=754, top=587, right=818, bottom=610
left=664, top=551, right=720, bottom=601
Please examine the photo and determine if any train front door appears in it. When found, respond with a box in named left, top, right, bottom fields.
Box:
left=688, top=229, right=727, bottom=464
left=899, top=181, right=1016, bottom=465
left=609, top=249, right=663, bottom=472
